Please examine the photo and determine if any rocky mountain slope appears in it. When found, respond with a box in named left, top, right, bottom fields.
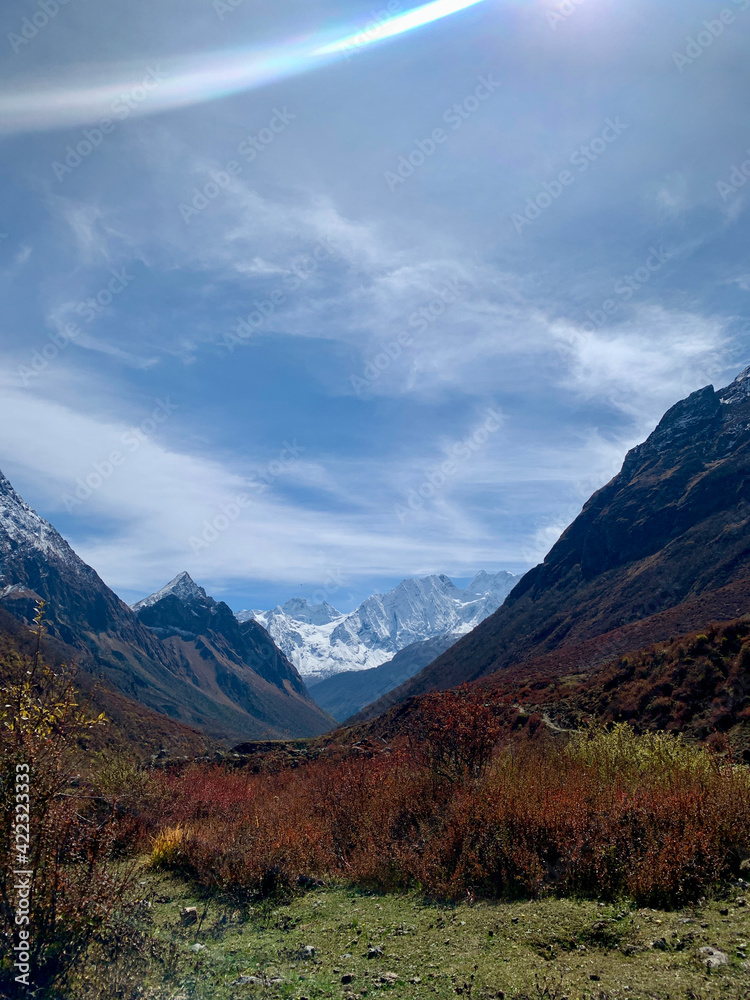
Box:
left=356, top=367, right=750, bottom=719
left=0, top=471, right=332, bottom=741
left=540, top=618, right=750, bottom=753
left=132, top=572, right=332, bottom=737
left=133, top=571, right=307, bottom=695
left=239, top=571, right=519, bottom=683
left=0, top=603, right=213, bottom=760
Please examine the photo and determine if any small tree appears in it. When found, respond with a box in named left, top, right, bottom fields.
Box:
left=0, top=602, right=123, bottom=994
left=408, top=686, right=503, bottom=782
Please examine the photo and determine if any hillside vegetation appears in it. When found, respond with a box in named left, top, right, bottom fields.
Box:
left=487, top=619, right=750, bottom=759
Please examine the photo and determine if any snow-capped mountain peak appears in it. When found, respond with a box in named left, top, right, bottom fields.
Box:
left=0, top=469, right=81, bottom=567
left=278, top=597, right=342, bottom=626
left=239, top=570, right=522, bottom=683
left=131, top=570, right=207, bottom=612
left=237, top=597, right=342, bottom=628
left=464, top=569, right=517, bottom=596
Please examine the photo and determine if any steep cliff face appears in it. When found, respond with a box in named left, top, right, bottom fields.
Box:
left=357, top=369, right=750, bottom=717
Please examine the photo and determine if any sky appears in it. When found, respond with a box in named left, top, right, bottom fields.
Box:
left=0, top=0, right=748, bottom=613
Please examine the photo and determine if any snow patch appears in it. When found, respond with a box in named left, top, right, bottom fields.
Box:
left=0, top=469, right=86, bottom=571
left=720, top=365, right=750, bottom=406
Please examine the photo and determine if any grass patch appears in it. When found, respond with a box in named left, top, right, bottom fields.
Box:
left=121, top=874, right=750, bottom=1000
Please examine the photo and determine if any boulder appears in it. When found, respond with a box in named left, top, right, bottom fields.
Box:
left=698, top=946, right=729, bottom=969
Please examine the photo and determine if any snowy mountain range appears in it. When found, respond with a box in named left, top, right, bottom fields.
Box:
left=237, top=571, right=520, bottom=683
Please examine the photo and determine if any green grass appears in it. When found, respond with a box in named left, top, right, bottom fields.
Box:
left=126, top=876, right=750, bottom=1000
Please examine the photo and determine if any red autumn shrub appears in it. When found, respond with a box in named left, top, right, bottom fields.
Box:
left=407, top=686, right=504, bottom=781
left=122, top=718, right=750, bottom=908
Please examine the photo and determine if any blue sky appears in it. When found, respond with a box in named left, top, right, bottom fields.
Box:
left=0, top=0, right=749, bottom=613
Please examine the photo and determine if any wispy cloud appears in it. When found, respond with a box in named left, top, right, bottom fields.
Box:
left=0, top=376, right=636, bottom=599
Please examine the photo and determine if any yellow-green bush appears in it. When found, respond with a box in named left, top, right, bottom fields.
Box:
left=565, top=722, right=721, bottom=782
left=148, top=824, right=189, bottom=870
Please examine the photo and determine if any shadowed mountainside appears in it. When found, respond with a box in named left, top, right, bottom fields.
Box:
left=355, top=369, right=750, bottom=721
left=309, top=633, right=458, bottom=722
left=0, top=604, right=213, bottom=759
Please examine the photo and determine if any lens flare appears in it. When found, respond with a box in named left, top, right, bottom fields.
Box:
left=0, top=0, right=490, bottom=135
left=313, top=0, right=488, bottom=56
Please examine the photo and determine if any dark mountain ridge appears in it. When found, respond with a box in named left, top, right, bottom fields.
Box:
left=356, top=367, right=750, bottom=719
left=132, top=570, right=308, bottom=696
left=309, top=633, right=458, bottom=722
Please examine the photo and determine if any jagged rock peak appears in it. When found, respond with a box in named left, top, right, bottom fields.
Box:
left=465, top=570, right=518, bottom=595
left=237, top=598, right=342, bottom=627
left=131, top=571, right=208, bottom=611
left=620, top=385, right=721, bottom=474
left=621, top=366, right=750, bottom=472
left=719, top=364, right=750, bottom=405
